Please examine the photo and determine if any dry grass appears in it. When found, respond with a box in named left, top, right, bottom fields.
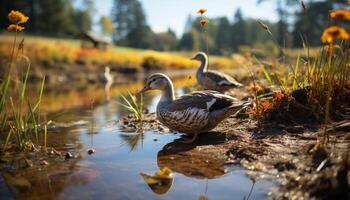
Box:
left=0, top=34, right=240, bottom=71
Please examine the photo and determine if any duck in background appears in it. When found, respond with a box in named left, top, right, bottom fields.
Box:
left=192, top=52, right=242, bottom=92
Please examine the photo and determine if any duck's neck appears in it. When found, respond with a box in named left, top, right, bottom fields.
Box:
left=196, top=58, right=208, bottom=76
left=159, top=80, right=175, bottom=107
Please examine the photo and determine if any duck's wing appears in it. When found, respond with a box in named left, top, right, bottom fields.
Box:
left=167, top=91, right=238, bottom=112
left=205, top=71, right=242, bottom=87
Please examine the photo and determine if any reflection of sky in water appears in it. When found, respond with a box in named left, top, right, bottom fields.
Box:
left=0, top=87, right=273, bottom=200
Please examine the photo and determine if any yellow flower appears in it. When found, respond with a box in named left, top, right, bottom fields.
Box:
left=7, top=24, right=25, bottom=31
left=199, top=19, right=209, bottom=27
left=197, top=8, right=207, bottom=15
left=8, top=10, right=29, bottom=24
left=248, top=83, right=263, bottom=93
left=330, top=9, right=350, bottom=21
left=321, top=26, right=350, bottom=43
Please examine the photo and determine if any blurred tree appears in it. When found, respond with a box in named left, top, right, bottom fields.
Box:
left=0, top=0, right=91, bottom=37
left=74, top=10, right=92, bottom=32
left=257, top=0, right=298, bottom=53
left=183, top=14, right=193, bottom=34
left=178, top=28, right=200, bottom=51
left=231, top=8, right=247, bottom=51
left=152, top=29, right=177, bottom=51
left=36, top=0, right=78, bottom=36
left=111, top=0, right=154, bottom=48
left=215, top=17, right=231, bottom=54
left=74, top=0, right=94, bottom=32
left=191, top=17, right=217, bottom=54
left=100, top=16, right=115, bottom=35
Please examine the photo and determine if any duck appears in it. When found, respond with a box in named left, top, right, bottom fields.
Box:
left=139, top=73, right=249, bottom=143
left=192, top=52, right=242, bottom=92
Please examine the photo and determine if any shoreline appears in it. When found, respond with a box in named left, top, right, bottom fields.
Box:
left=119, top=109, right=350, bottom=199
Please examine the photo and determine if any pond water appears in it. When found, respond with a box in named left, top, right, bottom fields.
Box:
left=0, top=83, right=273, bottom=200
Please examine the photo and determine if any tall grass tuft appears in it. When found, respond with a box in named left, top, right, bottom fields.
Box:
left=256, top=7, right=350, bottom=144
left=119, top=91, right=144, bottom=122
left=1, top=10, right=47, bottom=151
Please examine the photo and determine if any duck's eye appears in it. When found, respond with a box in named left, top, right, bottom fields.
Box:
left=148, top=78, right=156, bottom=85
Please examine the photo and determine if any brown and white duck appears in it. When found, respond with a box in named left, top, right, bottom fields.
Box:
left=139, top=73, right=249, bottom=143
left=192, top=52, right=242, bottom=92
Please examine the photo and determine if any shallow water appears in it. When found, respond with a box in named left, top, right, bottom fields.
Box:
left=0, top=86, right=273, bottom=200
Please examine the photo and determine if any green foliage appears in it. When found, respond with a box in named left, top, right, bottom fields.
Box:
left=0, top=27, right=47, bottom=151
left=119, top=92, right=143, bottom=122
left=112, top=0, right=154, bottom=48
left=152, top=29, right=177, bottom=51
left=100, top=16, right=115, bottom=35
left=0, top=0, right=93, bottom=36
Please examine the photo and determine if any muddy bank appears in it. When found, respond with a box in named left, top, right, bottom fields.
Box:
left=120, top=112, right=350, bottom=199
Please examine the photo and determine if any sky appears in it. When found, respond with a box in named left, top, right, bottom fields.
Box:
left=91, top=0, right=278, bottom=36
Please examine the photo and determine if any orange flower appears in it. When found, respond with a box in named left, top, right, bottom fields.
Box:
left=199, top=19, right=209, bottom=27
left=197, top=8, right=207, bottom=15
left=261, top=101, right=272, bottom=110
left=321, top=26, right=350, bottom=43
left=273, top=91, right=285, bottom=101
left=248, top=83, right=263, bottom=93
left=8, top=10, right=29, bottom=24
left=7, top=24, right=24, bottom=31
left=330, top=9, right=350, bottom=21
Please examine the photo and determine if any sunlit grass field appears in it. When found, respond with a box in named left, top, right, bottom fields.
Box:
left=0, top=34, right=243, bottom=70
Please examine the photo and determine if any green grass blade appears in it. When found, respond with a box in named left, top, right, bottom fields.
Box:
left=261, top=66, right=273, bottom=86
left=27, top=100, right=38, bottom=144
left=33, top=76, right=45, bottom=112
left=292, top=55, right=300, bottom=90
left=21, top=64, right=31, bottom=101
left=0, top=75, right=11, bottom=111
left=4, top=129, right=13, bottom=151
left=44, top=125, right=47, bottom=148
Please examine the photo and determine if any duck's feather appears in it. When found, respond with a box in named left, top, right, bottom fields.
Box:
left=204, top=70, right=242, bottom=87
left=157, top=91, right=244, bottom=134
left=166, top=90, right=237, bottom=112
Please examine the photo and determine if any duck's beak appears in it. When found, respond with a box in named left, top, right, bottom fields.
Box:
left=138, top=85, right=150, bottom=95
left=190, top=56, right=196, bottom=60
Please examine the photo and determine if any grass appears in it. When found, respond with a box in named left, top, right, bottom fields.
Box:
left=1, top=28, right=47, bottom=152
left=0, top=34, right=241, bottom=71
left=251, top=16, right=350, bottom=145
left=119, top=91, right=144, bottom=122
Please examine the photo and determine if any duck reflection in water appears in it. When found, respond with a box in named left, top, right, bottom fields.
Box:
left=140, top=135, right=258, bottom=199
left=158, top=132, right=226, bottom=179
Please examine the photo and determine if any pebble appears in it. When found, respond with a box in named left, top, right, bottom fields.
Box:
left=41, top=160, right=49, bottom=165
left=87, top=148, right=95, bottom=155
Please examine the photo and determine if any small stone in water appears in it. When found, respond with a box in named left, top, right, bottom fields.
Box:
left=41, top=160, right=49, bottom=165
left=25, top=159, right=33, bottom=168
left=87, top=148, right=95, bottom=155
left=153, top=139, right=158, bottom=141
left=65, top=152, right=74, bottom=159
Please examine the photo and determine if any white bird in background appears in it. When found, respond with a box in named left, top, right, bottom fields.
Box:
left=104, top=66, right=113, bottom=101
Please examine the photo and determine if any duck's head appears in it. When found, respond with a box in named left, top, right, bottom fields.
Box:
left=139, top=73, right=172, bottom=93
left=190, top=52, right=207, bottom=62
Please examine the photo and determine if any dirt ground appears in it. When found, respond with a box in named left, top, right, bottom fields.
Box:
left=120, top=109, right=350, bottom=199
